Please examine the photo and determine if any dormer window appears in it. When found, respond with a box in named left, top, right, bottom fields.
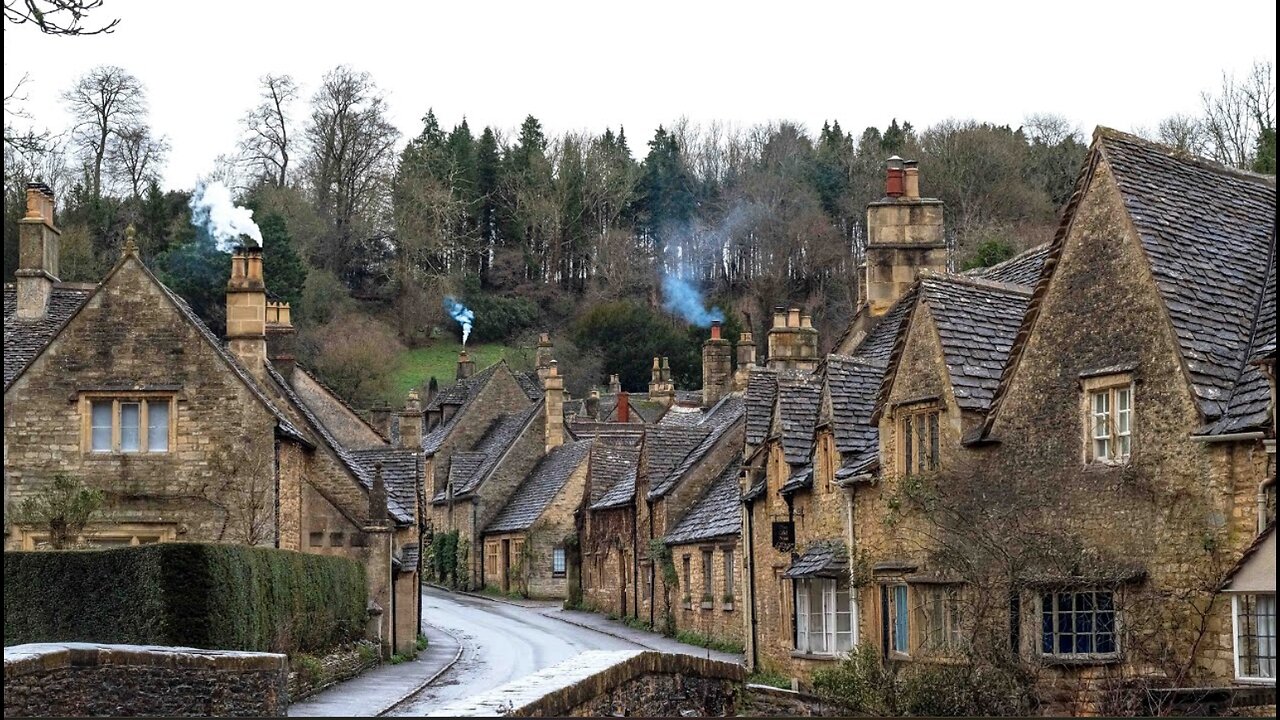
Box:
left=899, top=404, right=940, bottom=475
left=1082, top=373, right=1134, bottom=464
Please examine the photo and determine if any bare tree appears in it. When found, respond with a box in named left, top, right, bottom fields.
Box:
left=61, top=65, right=146, bottom=199
left=1155, top=114, right=1207, bottom=156
left=239, top=74, right=298, bottom=187
left=302, top=65, right=400, bottom=277
left=4, top=74, right=52, bottom=155
left=206, top=437, right=276, bottom=546
left=10, top=473, right=104, bottom=549
left=3, top=0, right=117, bottom=35
left=1201, top=61, right=1276, bottom=169
left=108, top=123, right=168, bottom=198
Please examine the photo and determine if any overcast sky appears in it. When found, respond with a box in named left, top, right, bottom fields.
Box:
left=4, top=0, right=1276, bottom=190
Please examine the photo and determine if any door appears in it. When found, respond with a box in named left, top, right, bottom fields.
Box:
left=618, top=550, right=628, bottom=615
left=501, top=539, right=511, bottom=592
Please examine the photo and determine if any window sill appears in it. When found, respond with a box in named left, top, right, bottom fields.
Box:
left=789, top=651, right=842, bottom=661
left=551, top=573, right=565, bottom=579
left=1039, top=654, right=1121, bottom=667
left=83, top=452, right=170, bottom=459
left=1233, top=677, right=1276, bottom=686
left=700, top=601, right=713, bottom=610
left=722, top=603, right=734, bottom=612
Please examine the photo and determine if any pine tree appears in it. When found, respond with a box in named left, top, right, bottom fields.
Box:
left=259, top=213, right=307, bottom=308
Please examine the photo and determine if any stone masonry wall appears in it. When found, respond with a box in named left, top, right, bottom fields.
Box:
left=4, top=643, right=287, bottom=717
left=670, top=538, right=742, bottom=647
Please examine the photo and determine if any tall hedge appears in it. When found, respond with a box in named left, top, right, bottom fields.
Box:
left=4, top=543, right=366, bottom=654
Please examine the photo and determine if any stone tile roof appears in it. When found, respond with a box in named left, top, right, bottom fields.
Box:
left=777, top=374, right=822, bottom=465
left=486, top=439, right=592, bottom=534
left=568, top=420, right=646, bottom=442
left=1100, top=130, right=1276, bottom=428
left=422, top=363, right=504, bottom=454
left=657, top=406, right=706, bottom=427
left=515, top=370, right=543, bottom=401
left=966, top=243, right=1052, bottom=286
left=432, top=403, right=542, bottom=503
left=744, top=369, right=778, bottom=446
left=918, top=275, right=1032, bottom=412
left=589, top=442, right=641, bottom=509
left=648, top=397, right=744, bottom=500
left=265, top=362, right=412, bottom=525
left=638, top=424, right=708, bottom=498
left=779, top=464, right=813, bottom=495
left=784, top=540, right=848, bottom=579
left=349, top=447, right=421, bottom=524
left=664, top=460, right=742, bottom=545
left=1206, top=244, right=1277, bottom=434
left=847, top=287, right=919, bottom=367
left=3, top=283, right=92, bottom=390
left=834, top=449, right=879, bottom=482
left=826, top=356, right=884, bottom=456
left=398, top=543, right=420, bottom=573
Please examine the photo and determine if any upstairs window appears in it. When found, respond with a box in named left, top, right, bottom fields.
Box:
left=899, top=407, right=940, bottom=475
left=85, top=396, right=172, bottom=454
left=1083, top=376, right=1133, bottom=464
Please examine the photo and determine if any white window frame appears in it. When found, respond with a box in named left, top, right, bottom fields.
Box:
left=794, top=578, right=857, bottom=656
left=551, top=546, right=566, bottom=576
left=83, top=395, right=174, bottom=455
left=1082, top=376, right=1133, bottom=465
left=1039, top=590, right=1120, bottom=660
left=1231, top=593, right=1277, bottom=683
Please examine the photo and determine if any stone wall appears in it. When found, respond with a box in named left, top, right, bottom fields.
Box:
left=739, top=684, right=854, bottom=717
left=287, top=640, right=380, bottom=702
left=669, top=538, right=742, bottom=647
left=4, top=642, right=287, bottom=717
left=581, top=505, right=634, bottom=617
left=423, top=650, right=745, bottom=717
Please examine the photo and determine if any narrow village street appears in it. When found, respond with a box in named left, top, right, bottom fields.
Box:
left=290, top=586, right=744, bottom=717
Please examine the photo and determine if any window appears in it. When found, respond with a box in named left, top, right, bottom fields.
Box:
left=682, top=555, right=692, bottom=608
left=889, top=584, right=910, bottom=656
left=1233, top=594, right=1276, bottom=681
left=1086, top=383, right=1133, bottom=463
left=702, top=549, right=714, bottom=606
left=723, top=549, right=736, bottom=605
left=552, top=547, right=566, bottom=577
left=21, top=524, right=174, bottom=550
left=899, top=408, right=940, bottom=474
left=85, top=396, right=173, bottom=454
left=486, top=542, right=499, bottom=580
left=795, top=578, right=856, bottom=656
left=1041, top=590, right=1117, bottom=658
left=919, top=585, right=963, bottom=653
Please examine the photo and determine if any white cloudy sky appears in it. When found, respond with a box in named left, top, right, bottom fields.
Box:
left=4, top=0, right=1276, bottom=190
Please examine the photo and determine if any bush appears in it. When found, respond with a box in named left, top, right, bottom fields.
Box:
left=4, top=543, right=367, bottom=654
left=467, top=292, right=540, bottom=343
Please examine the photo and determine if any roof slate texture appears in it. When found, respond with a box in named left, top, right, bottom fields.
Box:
left=967, top=243, right=1052, bottom=286
left=1100, top=130, right=1276, bottom=427
left=777, top=374, right=822, bottom=465
left=826, top=356, right=885, bottom=456
left=589, top=442, right=642, bottom=508
left=784, top=540, right=849, bottom=579
left=744, top=369, right=778, bottom=446
left=851, top=286, right=918, bottom=366
left=3, top=283, right=92, bottom=390
left=920, top=275, right=1032, bottom=412
left=349, top=447, right=421, bottom=523
left=648, top=397, right=744, bottom=500
left=664, top=460, right=742, bottom=545
left=486, top=439, right=592, bottom=534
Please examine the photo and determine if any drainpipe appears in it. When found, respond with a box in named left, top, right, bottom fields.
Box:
left=647, top=498, right=655, bottom=628
left=390, top=535, right=398, bottom=654
left=273, top=438, right=281, bottom=549
left=631, top=501, right=639, bottom=620
left=472, top=500, right=479, bottom=591
left=1259, top=474, right=1276, bottom=535
left=745, top=495, right=759, bottom=670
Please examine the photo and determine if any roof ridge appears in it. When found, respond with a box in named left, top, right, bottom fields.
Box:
left=919, top=269, right=1033, bottom=296
left=1094, top=125, right=1277, bottom=187
left=295, top=364, right=391, bottom=443
left=962, top=242, right=1050, bottom=277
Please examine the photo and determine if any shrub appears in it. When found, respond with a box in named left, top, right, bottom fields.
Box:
left=4, top=543, right=366, bottom=654
left=467, top=292, right=539, bottom=342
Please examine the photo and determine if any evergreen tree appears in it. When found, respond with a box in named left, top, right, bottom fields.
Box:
left=637, top=126, right=696, bottom=257
left=259, top=213, right=307, bottom=308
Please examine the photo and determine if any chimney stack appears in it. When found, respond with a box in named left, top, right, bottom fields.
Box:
left=266, top=299, right=296, bottom=376
left=767, top=306, right=819, bottom=373
left=370, top=401, right=391, bottom=438
left=456, top=350, right=476, bottom=380
left=734, top=331, right=756, bottom=391
left=369, top=462, right=389, bottom=525
left=226, top=243, right=267, bottom=370
left=617, top=390, right=631, bottom=423
left=585, top=388, right=601, bottom=419
left=648, top=357, right=674, bottom=407
left=608, top=374, right=622, bottom=395
left=398, top=389, right=424, bottom=450
left=544, top=360, right=565, bottom=451
left=536, top=332, right=554, bottom=383
left=702, top=320, right=733, bottom=407
left=15, top=182, right=61, bottom=320
left=862, top=157, right=946, bottom=317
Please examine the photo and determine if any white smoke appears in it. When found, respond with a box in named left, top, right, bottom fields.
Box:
left=189, top=181, right=263, bottom=251
left=444, top=296, right=475, bottom=346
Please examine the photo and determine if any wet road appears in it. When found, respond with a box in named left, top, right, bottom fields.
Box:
left=386, top=587, right=636, bottom=715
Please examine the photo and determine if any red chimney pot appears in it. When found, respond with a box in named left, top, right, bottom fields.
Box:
left=710, top=320, right=722, bottom=341
left=617, top=391, right=630, bottom=423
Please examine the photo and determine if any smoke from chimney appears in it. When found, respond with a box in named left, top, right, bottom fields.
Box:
left=661, top=274, right=724, bottom=327
left=189, top=181, right=263, bottom=251
left=443, top=296, right=475, bottom=345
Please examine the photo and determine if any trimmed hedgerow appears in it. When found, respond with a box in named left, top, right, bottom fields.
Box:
left=4, top=543, right=366, bottom=654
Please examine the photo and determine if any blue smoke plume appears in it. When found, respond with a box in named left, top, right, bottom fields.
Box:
left=443, top=296, right=475, bottom=345
left=661, top=275, right=724, bottom=327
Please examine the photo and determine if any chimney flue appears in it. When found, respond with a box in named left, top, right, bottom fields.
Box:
left=710, top=320, right=722, bottom=341
left=456, top=350, right=476, bottom=380
left=617, top=390, right=630, bottom=423
left=226, top=244, right=267, bottom=370
left=904, top=160, right=920, bottom=200
left=885, top=156, right=905, bottom=198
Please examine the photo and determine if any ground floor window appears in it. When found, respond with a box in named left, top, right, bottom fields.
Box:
left=888, top=584, right=909, bottom=656
left=1040, top=590, right=1117, bottom=659
left=795, top=578, right=855, bottom=655
left=20, top=523, right=174, bottom=550
left=1234, top=593, right=1276, bottom=681
left=919, top=585, right=963, bottom=653
left=552, top=546, right=566, bottom=577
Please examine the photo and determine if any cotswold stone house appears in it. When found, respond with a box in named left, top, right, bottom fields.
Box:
left=3, top=184, right=422, bottom=656
left=740, top=132, right=1276, bottom=712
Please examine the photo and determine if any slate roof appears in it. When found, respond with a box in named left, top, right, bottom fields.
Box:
left=265, top=362, right=412, bottom=524
left=744, top=369, right=778, bottom=446
left=784, top=541, right=849, bottom=579
left=918, top=275, right=1032, bottom=412
left=664, top=460, right=742, bottom=545
left=658, top=406, right=706, bottom=427
left=589, top=442, right=642, bottom=509
left=967, top=243, right=1052, bottom=286
left=421, top=363, right=503, bottom=453
left=826, top=356, right=884, bottom=455
left=780, top=464, right=813, bottom=495
left=3, top=283, right=92, bottom=390
left=1100, top=130, right=1276, bottom=428
left=648, top=397, right=744, bottom=500
left=399, top=543, right=420, bottom=574
left=349, top=447, right=421, bottom=525
left=834, top=449, right=879, bottom=482
left=1206, top=245, right=1277, bottom=434
left=486, top=439, right=592, bottom=534
left=638, top=424, right=708, bottom=497
left=568, top=420, right=646, bottom=442
left=432, top=403, right=542, bottom=503
left=515, top=370, right=543, bottom=401
left=777, top=374, right=822, bottom=465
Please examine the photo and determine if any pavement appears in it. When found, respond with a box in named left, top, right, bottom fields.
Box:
left=290, top=585, right=744, bottom=717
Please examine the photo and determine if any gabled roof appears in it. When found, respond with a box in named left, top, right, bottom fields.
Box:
left=826, top=356, right=885, bottom=456
left=3, top=283, right=92, bottom=390
left=777, top=374, right=822, bottom=465
left=664, top=460, right=742, bottom=545
left=1100, top=129, right=1275, bottom=426
left=638, top=424, right=708, bottom=496
left=432, top=403, right=542, bottom=503
left=349, top=446, right=421, bottom=522
left=966, top=243, right=1052, bottom=286
left=485, top=439, right=592, bottom=534
left=589, top=442, right=641, bottom=509
left=648, top=397, right=744, bottom=500
left=784, top=540, right=848, bottom=579
left=421, top=362, right=530, bottom=454
left=744, top=369, right=778, bottom=446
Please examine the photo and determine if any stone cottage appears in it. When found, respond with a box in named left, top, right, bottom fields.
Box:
left=740, top=132, right=1276, bottom=712
left=3, top=184, right=422, bottom=656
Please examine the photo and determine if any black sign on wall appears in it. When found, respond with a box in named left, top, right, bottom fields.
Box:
left=771, top=521, right=795, bottom=551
